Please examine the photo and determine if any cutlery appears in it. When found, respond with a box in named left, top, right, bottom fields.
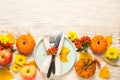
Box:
left=49, top=36, right=56, bottom=74
left=47, top=32, right=63, bottom=78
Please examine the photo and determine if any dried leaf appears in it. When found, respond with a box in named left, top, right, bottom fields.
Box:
left=7, top=33, right=15, bottom=44
left=28, top=60, right=37, bottom=67
left=105, top=35, right=112, bottom=47
left=60, top=46, right=70, bottom=62
left=0, top=67, right=14, bottom=80
left=99, top=66, right=110, bottom=79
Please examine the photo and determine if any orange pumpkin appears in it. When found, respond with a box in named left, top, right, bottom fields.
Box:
left=16, top=33, right=35, bottom=55
left=90, top=35, right=107, bottom=53
left=75, top=59, right=96, bottom=79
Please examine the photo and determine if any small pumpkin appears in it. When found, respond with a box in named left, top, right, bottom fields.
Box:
left=90, top=35, right=107, bottom=53
left=16, top=33, right=35, bottom=55
left=75, top=59, right=96, bottom=79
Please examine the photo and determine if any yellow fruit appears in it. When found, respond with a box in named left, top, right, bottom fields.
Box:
left=99, top=66, right=110, bottom=79
left=7, top=33, right=15, bottom=44
left=20, top=64, right=37, bottom=80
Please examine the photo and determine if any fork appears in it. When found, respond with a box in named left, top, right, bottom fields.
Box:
left=49, top=36, right=56, bottom=74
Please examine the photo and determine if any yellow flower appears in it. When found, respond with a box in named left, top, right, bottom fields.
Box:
left=11, top=64, right=20, bottom=72
left=14, top=54, right=27, bottom=66
left=0, top=34, right=9, bottom=44
left=67, top=31, right=78, bottom=41
left=105, top=47, right=119, bottom=59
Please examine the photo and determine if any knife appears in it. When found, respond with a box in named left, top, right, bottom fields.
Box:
left=47, top=32, right=63, bottom=78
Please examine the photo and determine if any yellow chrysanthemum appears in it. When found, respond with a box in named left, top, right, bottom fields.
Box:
left=14, top=54, right=27, bottom=66
left=105, top=47, right=119, bottom=59
left=67, top=31, right=78, bottom=41
left=0, top=34, right=9, bottom=44
left=11, top=64, right=20, bottom=72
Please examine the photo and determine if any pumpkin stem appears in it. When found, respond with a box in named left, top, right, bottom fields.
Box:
left=23, top=41, right=26, bottom=45
left=93, top=58, right=101, bottom=68
left=97, top=41, right=100, bottom=44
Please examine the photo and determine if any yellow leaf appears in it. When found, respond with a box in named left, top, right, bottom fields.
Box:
left=79, top=52, right=92, bottom=60
left=60, top=46, right=70, bottom=62
left=105, top=35, right=112, bottom=47
left=60, top=58, right=68, bottom=62
left=7, top=33, right=15, bottom=44
left=28, top=60, right=37, bottom=67
left=0, top=67, right=14, bottom=80
left=99, top=66, right=110, bottom=79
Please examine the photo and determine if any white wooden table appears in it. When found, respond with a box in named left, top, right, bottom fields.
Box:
left=0, top=0, right=120, bottom=80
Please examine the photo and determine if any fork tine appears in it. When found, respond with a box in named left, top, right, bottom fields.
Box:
left=49, top=36, right=56, bottom=43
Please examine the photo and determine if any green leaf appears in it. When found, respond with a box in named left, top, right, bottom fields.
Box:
left=11, top=49, right=16, bottom=53
left=76, top=42, right=90, bottom=52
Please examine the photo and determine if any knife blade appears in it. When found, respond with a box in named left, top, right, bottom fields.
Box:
left=47, top=32, right=63, bottom=78
left=54, top=32, right=63, bottom=47
left=52, top=32, right=62, bottom=74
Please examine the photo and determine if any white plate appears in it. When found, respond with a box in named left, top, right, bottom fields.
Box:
left=34, top=37, right=76, bottom=75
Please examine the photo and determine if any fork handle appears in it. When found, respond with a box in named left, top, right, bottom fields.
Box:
left=47, top=61, right=53, bottom=78
left=47, top=55, right=55, bottom=78
left=52, top=55, right=55, bottom=74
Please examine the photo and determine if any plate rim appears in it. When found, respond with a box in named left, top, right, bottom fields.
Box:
left=34, top=37, right=77, bottom=76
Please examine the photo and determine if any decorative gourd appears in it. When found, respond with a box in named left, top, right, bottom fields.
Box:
left=16, top=33, right=35, bottom=55
left=90, top=35, right=107, bottom=53
left=75, top=58, right=101, bottom=79
left=75, top=59, right=96, bottom=79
